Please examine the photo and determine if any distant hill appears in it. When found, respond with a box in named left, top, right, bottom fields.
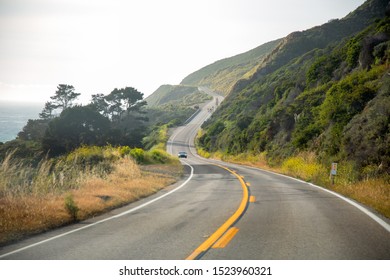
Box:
left=146, top=85, right=210, bottom=107
left=197, top=0, right=390, bottom=175
left=180, top=39, right=281, bottom=95
left=144, top=84, right=211, bottom=129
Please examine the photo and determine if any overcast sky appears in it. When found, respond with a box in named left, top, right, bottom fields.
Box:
left=0, top=0, right=366, bottom=104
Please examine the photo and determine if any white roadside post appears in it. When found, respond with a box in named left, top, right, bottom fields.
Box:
left=330, top=162, right=338, bottom=185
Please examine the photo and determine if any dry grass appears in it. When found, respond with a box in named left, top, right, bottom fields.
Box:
left=199, top=149, right=390, bottom=219
left=330, top=178, right=390, bottom=218
left=0, top=156, right=182, bottom=246
left=0, top=195, right=69, bottom=243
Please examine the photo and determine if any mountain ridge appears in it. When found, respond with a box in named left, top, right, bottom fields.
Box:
left=145, top=84, right=204, bottom=107
left=180, top=39, right=281, bottom=95
left=231, top=0, right=389, bottom=94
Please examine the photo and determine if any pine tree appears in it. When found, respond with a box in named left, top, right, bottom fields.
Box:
left=50, top=84, right=80, bottom=111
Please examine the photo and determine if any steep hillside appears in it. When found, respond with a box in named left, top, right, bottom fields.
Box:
left=181, top=0, right=388, bottom=97
left=198, top=0, right=390, bottom=177
left=232, top=0, right=389, bottom=94
left=180, top=39, right=281, bottom=95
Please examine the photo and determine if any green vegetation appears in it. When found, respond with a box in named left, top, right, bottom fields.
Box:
left=197, top=0, right=390, bottom=216
left=2, top=0, right=389, bottom=242
left=182, top=0, right=388, bottom=97
left=146, top=85, right=210, bottom=107
left=1, top=81, right=207, bottom=161
left=143, top=124, right=169, bottom=151
left=144, top=84, right=211, bottom=128
left=0, top=84, right=150, bottom=160
left=181, top=39, right=281, bottom=95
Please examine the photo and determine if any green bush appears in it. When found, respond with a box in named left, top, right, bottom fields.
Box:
left=346, top=39, right=361, bottom=68
left=149, top=149, right=169, bottom=163
left=130, top=148, right=145, bottom=163
left=66, top=146, right=105, bottom=165
left=118, top=146, right=131, bottom=157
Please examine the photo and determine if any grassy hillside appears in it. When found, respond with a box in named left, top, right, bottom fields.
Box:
left=231, top=0, right=389, bottom=94
left=180, top=39, right=281, bottom=95
left=146, top=85, right=210, bottom=107
left=144, top=84, right=211, bottom=129
left=200, top=0, right=389, bottom=166
left=181, top=1, right=388, bottom=97
left=197, top=0, right=390, bottom=217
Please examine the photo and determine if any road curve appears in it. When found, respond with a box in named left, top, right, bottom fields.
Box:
left=1, top=88, right=389, bottom=260
left=173, top=90, right=390, bottom=259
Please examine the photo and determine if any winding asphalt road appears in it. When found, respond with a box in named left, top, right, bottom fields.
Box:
left=1, top=88, right=389, bottom=260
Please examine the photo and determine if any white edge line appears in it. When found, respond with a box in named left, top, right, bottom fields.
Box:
left=180, top=92, right=390, bottom=233
left=0, top=139, right=195, bottom=259
left=214, top=161, right=390, bottom=233
left=174, top=96, right=390, bottom=234
left=307, top=182, right=390, bottom=233
left=1, top=95, right=212, bottom=258
left=262, top=167, right=390, bottom=233
left=114, top=162, right=193, bottom=219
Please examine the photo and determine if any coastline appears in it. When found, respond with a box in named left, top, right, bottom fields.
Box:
left=0, top=101, right=43, bottom=143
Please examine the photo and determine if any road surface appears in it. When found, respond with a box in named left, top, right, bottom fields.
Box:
left=1, top=88, right=389, bottom=259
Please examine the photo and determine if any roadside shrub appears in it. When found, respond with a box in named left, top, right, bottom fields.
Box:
left=65, top=146, right=121, bottom=167
left=335, top=161, right=359, bottom=185
left=281, top=153, right=326, bottom=183
left=118, top=146, right=131, bottom=157
left=197, top=148, right=211, bottom=159
left=130, top=148, right=145, bottom=164
left=149, top=149, right=169, bottom=163
left=66, top=146, right=105, bottom=165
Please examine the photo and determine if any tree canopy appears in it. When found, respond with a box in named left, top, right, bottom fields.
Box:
left=50, top=84, right=81, bottom=111
left=104, top=87, right=146, bottom=121
left=32, top=84, right=149, bottom=156
left=42, top=106, right=111, bottom=155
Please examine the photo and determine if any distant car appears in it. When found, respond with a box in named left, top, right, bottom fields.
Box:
left=178, top=151, right=188, bottom=158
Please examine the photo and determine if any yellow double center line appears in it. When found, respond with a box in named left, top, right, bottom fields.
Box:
left=186, top=164, right=250, bottom=260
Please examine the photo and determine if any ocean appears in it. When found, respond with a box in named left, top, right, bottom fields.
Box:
left=0, top=101, right=43, bottom=143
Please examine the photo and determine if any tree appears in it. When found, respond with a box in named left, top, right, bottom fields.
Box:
left=105, top=87, right=146, bottom=121
left=89, top=93, right=109, bottom=117
left=18, top=119, right=49, bottom=141
left=105, top=89, right=123, bottom=122
left=50, top=84, right=80, bottom=111
left=121, top=87, right=146, bottom=114
left=39, top=101, right=57, bottom=120
left=42, top=106, right=111, bottom=155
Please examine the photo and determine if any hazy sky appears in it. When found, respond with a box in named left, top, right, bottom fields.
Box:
left=0, top=0, right=365, bottom=104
